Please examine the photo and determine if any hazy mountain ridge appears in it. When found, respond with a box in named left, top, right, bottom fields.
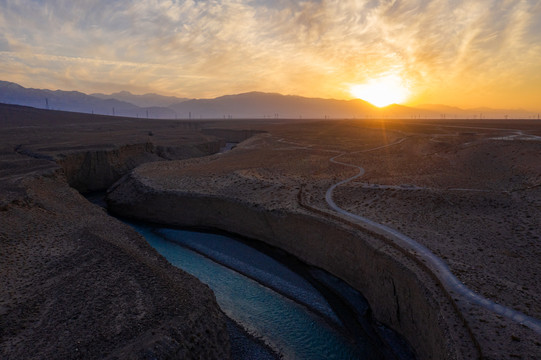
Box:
left=0, top=81, right=174, bottom=118
left=0, top=81, right=537, bottom=119
left=0, top=81, right=136, bottom=115
left=169, top=92, right=383, bottom=119
left=415, top=103, right=534, bottom=119
left=91, top=90, right=189, bottom=108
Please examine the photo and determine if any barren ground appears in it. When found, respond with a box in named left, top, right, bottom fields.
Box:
left=2, top=102, right=540, bottom=358
left=220, top=119, right=541, bottom=320
left=0, top=104, right=231, bottom=359
left=140, top=119, right=541, bottom=323
left=131, top=117, right=541, bottom=357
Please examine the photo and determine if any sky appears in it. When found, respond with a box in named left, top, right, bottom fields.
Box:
left=0, top=0, right=540, bottom=110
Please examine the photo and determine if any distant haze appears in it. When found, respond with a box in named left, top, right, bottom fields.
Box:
left=91, top=91, right=189, bottom=109
left=1, top=81, right=537, bottom=120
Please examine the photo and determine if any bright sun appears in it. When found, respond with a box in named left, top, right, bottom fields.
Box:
left=350, top=75, right=410, bottom=107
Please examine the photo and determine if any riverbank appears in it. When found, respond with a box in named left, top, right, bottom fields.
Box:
left=0, top=173, right=230, bottom=359
left=86, top=194, right=285, bottom=359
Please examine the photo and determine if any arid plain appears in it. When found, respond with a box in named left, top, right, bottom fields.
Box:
left=1, top=103, right=541, bottom=359
left=108, top=117, right=541, bottom=359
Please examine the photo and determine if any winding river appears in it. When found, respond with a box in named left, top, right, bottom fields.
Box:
left=126, top=222, right=409, bottom=360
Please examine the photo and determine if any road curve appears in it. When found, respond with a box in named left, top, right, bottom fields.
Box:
left=325, top=138, right=541, bottom=335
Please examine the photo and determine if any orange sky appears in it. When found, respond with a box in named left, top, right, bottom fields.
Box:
left=0, top=1, right=540, bottom=111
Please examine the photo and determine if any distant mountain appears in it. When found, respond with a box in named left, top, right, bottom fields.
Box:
left=416, top=103, right=535, bottom=119
left=1, top=80, right=536, bottom=120
left=415, top=104, right=466, bottom=113
left=0, top=80, right=144, bottom=116
left=0, top=81, right=179, bottom=118
left=168, top=92, right=461, bottom=119
left=91, top=90, right=189, bottom=108
left=169, top=92, right=385, bottom=119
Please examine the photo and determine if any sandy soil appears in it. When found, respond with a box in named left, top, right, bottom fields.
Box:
left=131, top=118, right=541, bottom=321
left=125, top=117, right=541, bottom=358
left=0, top=104, right=231, bottom=359
left=2, top=102, right=541, bottom=358
left=0, top=103, right=222, bottom=158
left=259, top=119, right=541, bottom=321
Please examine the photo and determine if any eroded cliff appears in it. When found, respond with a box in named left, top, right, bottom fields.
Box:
left=106, top=162, right=480, bottom=360
left=53, top=141, right=221, bottom=193
left=0, top=105, right=235, bottom=359
left=0, top=163, right=230, bottom=359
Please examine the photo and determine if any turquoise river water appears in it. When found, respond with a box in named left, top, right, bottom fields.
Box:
left=127, top=222, right=403, bottom=360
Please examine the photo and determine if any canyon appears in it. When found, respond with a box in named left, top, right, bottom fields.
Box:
left=2, top=103, right=541, bottom=359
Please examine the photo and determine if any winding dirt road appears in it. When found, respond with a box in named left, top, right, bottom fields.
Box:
left=324, top=138, right=541, bottom=335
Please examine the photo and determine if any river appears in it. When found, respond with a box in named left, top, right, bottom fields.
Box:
left=126, top=222, right=412, bottom=360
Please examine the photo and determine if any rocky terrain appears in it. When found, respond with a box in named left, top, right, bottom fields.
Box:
left=2, top=102, right=541, bottom=359
left=107, top=118, right=541, bottom=359
left=0, top=104, right=232, bottom=359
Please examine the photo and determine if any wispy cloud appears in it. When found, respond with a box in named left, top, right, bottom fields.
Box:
left=0, top=0, right=539, bottom=109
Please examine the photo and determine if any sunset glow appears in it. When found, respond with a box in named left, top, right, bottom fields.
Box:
left=0, top=1, right=540, bottom=110
left=350, top=75, right=410, bottom=107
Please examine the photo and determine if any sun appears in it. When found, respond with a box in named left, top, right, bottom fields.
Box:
left=350, top=75, right=410, bottom=107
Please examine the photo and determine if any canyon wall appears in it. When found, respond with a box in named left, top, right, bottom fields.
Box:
left=55, top=141, right=222, bottom=193
left=107, top=173, right=480, bottom=360
left=0, top=164, right=230, bottom=359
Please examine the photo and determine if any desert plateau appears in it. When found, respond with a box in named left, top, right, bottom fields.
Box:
left=3, top=1, right=541, bottom=358
left=1, top=102, right=540, bottom=359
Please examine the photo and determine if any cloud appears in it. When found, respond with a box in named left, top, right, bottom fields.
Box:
left=0, top=0, right=540, bottom=109
left=0, top=33, right=9, bottom=51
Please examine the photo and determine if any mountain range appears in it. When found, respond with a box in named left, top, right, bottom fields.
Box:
left=0, top=80, right=537, bottom=120
left=91, top=90, right=189, bottom=109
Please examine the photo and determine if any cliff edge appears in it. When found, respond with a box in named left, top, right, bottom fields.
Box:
left=0, top=104, right=232, bottom=359
left=0, top=154, right=230, bottom=359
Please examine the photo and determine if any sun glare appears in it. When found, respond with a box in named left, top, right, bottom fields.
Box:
left=350, top=75, right=410, bottom=107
